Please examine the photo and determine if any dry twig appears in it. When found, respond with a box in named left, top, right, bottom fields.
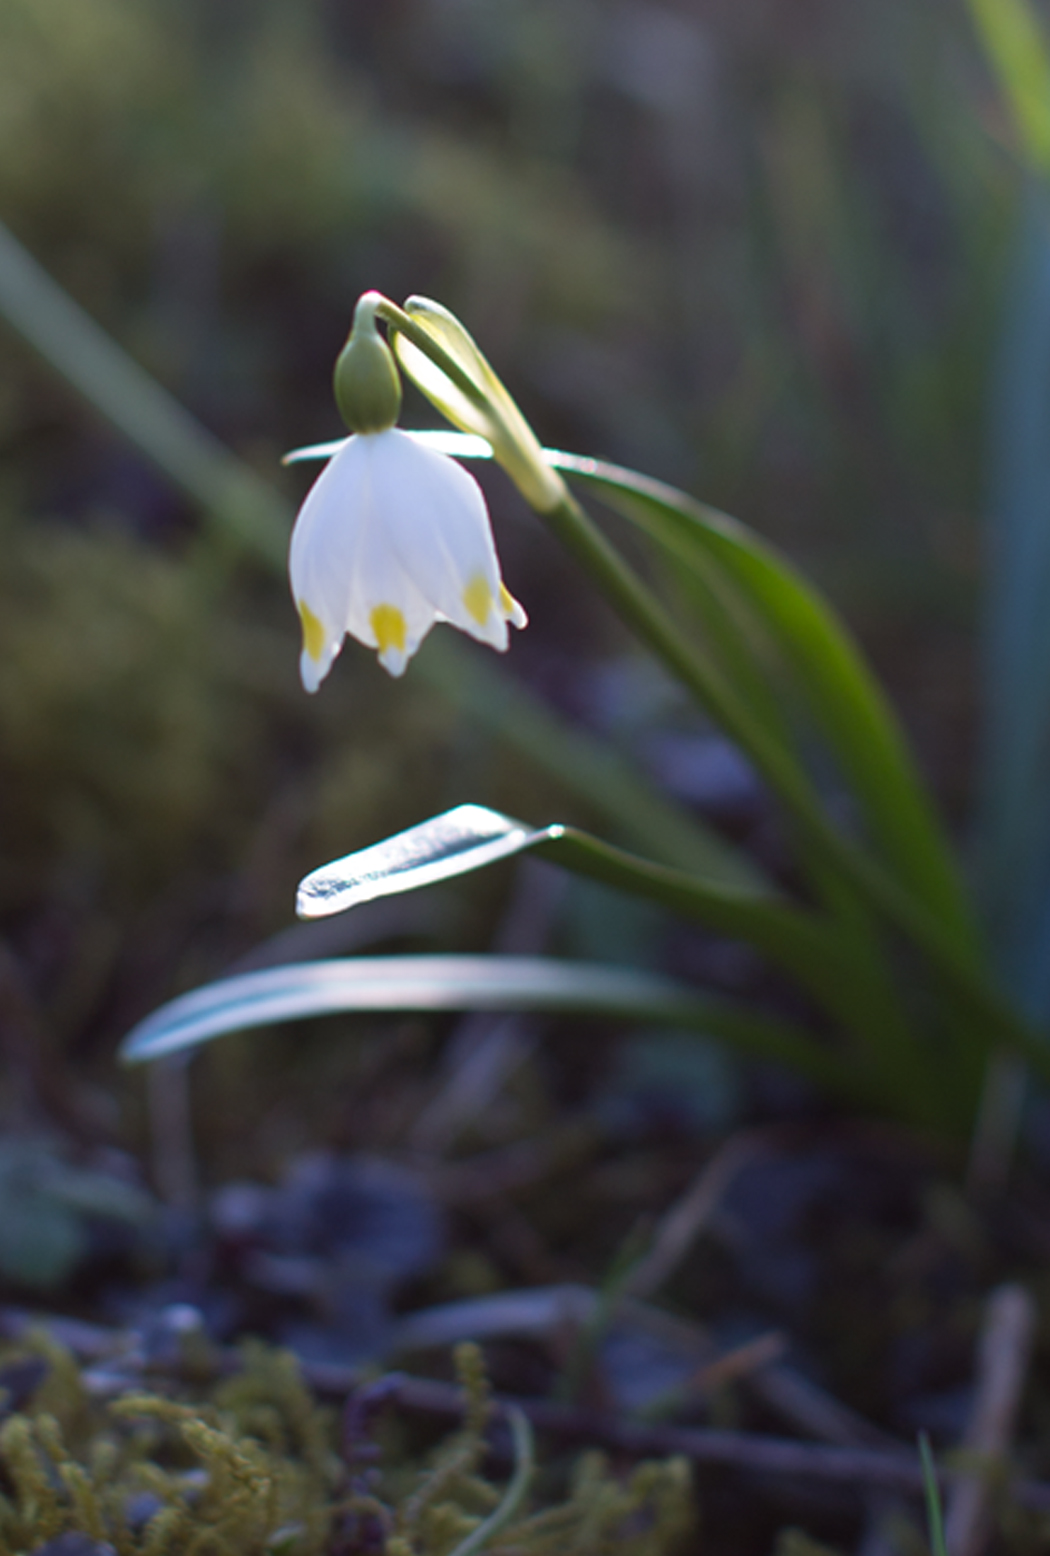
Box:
left=944, top=1283, right=1037, bottom=1556
left=624, top=1132, right=767, bottom=1300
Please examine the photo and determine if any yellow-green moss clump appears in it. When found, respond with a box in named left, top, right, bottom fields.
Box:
left=0, top=1334, right=694, bottom=1556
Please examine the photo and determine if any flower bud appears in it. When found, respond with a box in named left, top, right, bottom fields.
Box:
left=333, top=293, right=403, bottom=433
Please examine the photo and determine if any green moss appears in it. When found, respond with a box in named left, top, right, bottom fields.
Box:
left=0, top=1335, right=695, bottom=1556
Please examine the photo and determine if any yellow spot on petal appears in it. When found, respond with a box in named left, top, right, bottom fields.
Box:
left=370, top=603, right=407, bottom=655
left=298, top=600, right=327, bottom=661
left=499, top=583, right=517, bottom=616
left=463, top=574, right=493, bottom=625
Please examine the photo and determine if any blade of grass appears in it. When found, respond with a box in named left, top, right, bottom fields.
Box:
left=446, top=1406, right=534, bottom=1556
left=0, top=220, right=290, bottom=568
left=965, top=0, right=1050, bottom=176
left=919, top=1433, right=948, bottom=1556
left=974, top=190, right=1050, bottom=1020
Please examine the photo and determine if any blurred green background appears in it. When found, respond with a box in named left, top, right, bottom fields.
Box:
left=0, top=0, right=1025, bottom=1135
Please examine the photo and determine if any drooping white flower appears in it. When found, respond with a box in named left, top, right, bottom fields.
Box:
left=289, top=427, right=527, bottom=690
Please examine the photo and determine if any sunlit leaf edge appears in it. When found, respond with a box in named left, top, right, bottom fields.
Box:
left=118, top=953, right=844, bottom=1090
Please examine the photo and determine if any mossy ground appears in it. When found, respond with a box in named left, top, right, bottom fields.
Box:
left=0, top=1335, right=693, bottom=1556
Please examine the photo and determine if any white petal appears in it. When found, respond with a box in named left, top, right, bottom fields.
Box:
left=289, top=439, right=367, bottom=689
left=368, top=432, right=511, bottom=649
left=343, top=496, right=439, bottom=676
left=502, top=591, right=528, bottom=629
left=288, top=427, right=525, bottom=687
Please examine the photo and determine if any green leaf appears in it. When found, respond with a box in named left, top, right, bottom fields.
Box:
left=413, top=638, right=763, bottom=889
left=118, top=953, right=842, bottom=1089
left=549, top=451, right=977, bottom=954
left=0, top=220, right=289, bottom=570
left=975, top=192, right=1050, bottom=1019
left=294, top=807, right=824, bottom=988
left=293, top=805, right=963, bottom=1125
left=966, top=0, right=1050, bottom=176
left=295, top=803, right=539, bottom=914
left=296, top=804, right=789, bottom=943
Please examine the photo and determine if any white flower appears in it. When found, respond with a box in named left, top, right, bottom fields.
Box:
left=289, top=427, right=526, bottom=690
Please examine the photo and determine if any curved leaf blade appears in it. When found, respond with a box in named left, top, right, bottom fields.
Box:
left=118, top=954, right=842, bottom=1087
left=547, top=452, right=977, bottom=954
left=378, top=435, right=975, bottom=955
left=292, top=802, right=863, bottom=1001
left=297, top=804, right=543, bottom=918
left=965, top=0, right=1050, bottom=176
left=417, top=638, right=762, bottom=889
left=296, top=804, right=784, bottom=921
left=290, top=805, right=957, bottom=1123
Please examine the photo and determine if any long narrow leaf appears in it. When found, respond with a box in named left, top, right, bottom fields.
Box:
left=375, top=434, right=976, bottom=963
left=290, top=438, right=1019, bottom=1112
left=296, top=807, right=805, bottom=959
left=975, top=191, right=1050, bottom=1018
left=417, top=636, right=761, bottom=889
left=0, top=221, right=290, bottom=569
left=118, top=955, right=844, bottom=1088
left=295, top=805, right=960, bottom=1124
left=548, top=452, right=977, bottom=955
left=965, top=0, right=1050, bottom=176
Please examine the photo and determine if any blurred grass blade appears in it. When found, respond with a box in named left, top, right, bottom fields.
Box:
left=0, top=220, right=289, bottom=568
left=918, top=1433, right=948, bottom=1556
left=118, top=954, right=841, bottom=1086
left=547, top=452, right=976, bottom=954
left=966, top=0, right=1050, bottom=175
left=446, top=1406, right=533, bottom=1556
left=975, top=191, right=1050, bottom=1017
